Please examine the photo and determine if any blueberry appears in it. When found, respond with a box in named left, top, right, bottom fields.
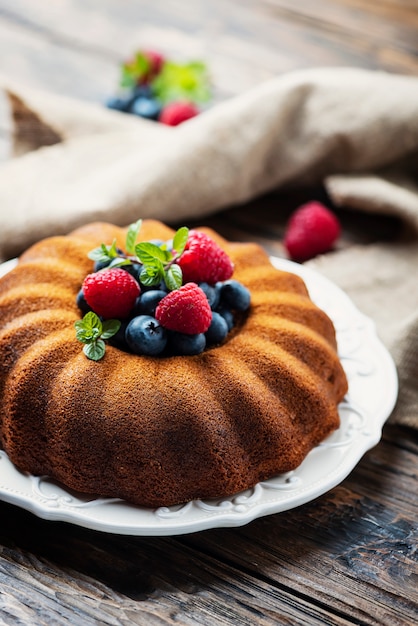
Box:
left=76, top=289, right=91, bottom=314
left=140, top=279, right=168, bottom=293
left=126, top=316, right=167, bottom=356
left=220, top=280, right=251, bottom=312
left=134, top=290, right=167, bottom=316
left=132, top=85, right=153, bottom=100
left=217, top=306, right=234, bottom=331
left=105, top=95, right=131, bottom=113
left=168, top=332, right=206, bottom=356
left=205, top=312, right=229, bottom=345
left=199, top=282, right=221, bottom=310
left=130, top=96, right=161, bottom=121
left=122, top=263, right=142, bottom=282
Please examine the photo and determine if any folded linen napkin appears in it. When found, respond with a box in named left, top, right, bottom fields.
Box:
left=0, top=67, right=417, bottom=429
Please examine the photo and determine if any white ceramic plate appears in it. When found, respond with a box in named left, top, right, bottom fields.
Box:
left=0, top=257, right=398, bottom=536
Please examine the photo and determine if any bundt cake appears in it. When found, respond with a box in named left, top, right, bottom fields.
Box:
left=0, top=220, right=348, bottom=507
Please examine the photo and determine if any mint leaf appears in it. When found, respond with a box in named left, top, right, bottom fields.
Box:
left=135, top=242, right=170, bottom=265
left=139, top=263, right=164, bottom=286
left=101, top=319, right=121, bottom=340
left=83, top=339, right=106, bottom=361
left=75, top=327, right=96, bottom=343
left=172, top=226, right=189, bottom=256
left=165, top=264, right=183, bottom=290
left=108, top=258, right=133, bottom=269
left=126, top=219, right=142, bottom=255
left=88, top=240, right=119, bottom=262
left=120, top=52, right=151, bottom=89
left=152, top=61, right=211, bottom=105
left=75, top=312, right=103, bottom=341
left=88, top=246, right=108, bottom=262
left=75, top=312, right=120, bottom=361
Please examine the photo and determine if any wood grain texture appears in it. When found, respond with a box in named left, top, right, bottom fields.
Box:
left=0, top=1, right=417, bottom=624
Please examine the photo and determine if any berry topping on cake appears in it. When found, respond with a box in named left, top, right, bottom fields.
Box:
left=134, top=289, right=167, bottom=316
left=125, top=315, right=168, bottom=356
left=219, top=280, right=251, bottom=312
left=284, top=201, right=341, bottom=263
left=82, top=268, right=140, bottom=319
left=76, top=220, right=250, bottom=359
left=205, top=311, right=229, bottom=345
left=155, top=283, right=212, bottom=334
left=75, top=312, right=121, bottom=361
left=169, top=332, right=206, bottom=356
left=178, top=230, right=234, bottom=285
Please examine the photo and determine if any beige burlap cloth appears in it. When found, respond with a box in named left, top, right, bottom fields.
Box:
left=0, top=67, right=417, bottom=429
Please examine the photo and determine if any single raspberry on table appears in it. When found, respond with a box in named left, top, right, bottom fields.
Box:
left=155, top=283, right=212, bottom=334
left=82, top=268, right=140, bottom=319
left=284, top=201, right=341, bottom=263
left=159, top=101, right=200, bottom=126
left=178, top=230, right=234, bottom=285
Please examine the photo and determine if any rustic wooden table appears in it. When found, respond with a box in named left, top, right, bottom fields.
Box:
left=0, top=1, right=417, bottom=624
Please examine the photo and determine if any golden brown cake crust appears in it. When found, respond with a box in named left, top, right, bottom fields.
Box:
left=0, top=220, right=348, bottom=507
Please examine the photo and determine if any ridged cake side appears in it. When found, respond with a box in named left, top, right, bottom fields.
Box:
left=0, top=221, right=348, bottom=507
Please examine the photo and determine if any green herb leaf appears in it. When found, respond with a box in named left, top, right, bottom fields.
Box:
left=87, top=246, right=108, bottom=262
left=88, top=240, right=119, bottom=262
left=172, top=226, right=189, bottom=256
left=75, top=312, right=103, bottom=341
left=135, top=242, right=169, bottom=265
left=151, top=61, right=211, bottom=105
left=108, top=258, right=133, bottom=269
left=83, top=339, right=106, bottom=361
left=75, top=328, right=94, bottom=344
left=107, top=240, right=120, bottom=258
left=120, top=52, right=151, bottom=89
left=101, top=319, right=122, bottom=340
left=165, top=264, right=183, bottom=290
left=125, top=219, right=143, bottom=255
left=75, top=312, right=120, bottom=361
left=139, top=264, right=164, bottom=286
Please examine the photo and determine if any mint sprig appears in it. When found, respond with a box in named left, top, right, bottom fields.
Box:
left=135, top=225, right=189, bottom=290
left=88, top=239, right=119, bottom=265
left=172, top=226, right=189, bottom=255
left=125, top=219, right=143, bottom=255
left=120, top=52, right=152, bottom=89
left=75, top=312, right=121, bottom=361
left=152, top=61, right=211, bottom=105
left=86, top=222, right=189, bottom=291
left=119, top=52, right=211, bottom=105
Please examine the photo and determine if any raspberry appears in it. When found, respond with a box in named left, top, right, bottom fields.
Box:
left=284, top=202, right=341, bottom=263
left=82, top=269, right=140, bottom=319
left=178, top=230, right=234, bottom=285
left=155, top=283, right=212, bottom=335
left=159, top=101, right=199, bottom=126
